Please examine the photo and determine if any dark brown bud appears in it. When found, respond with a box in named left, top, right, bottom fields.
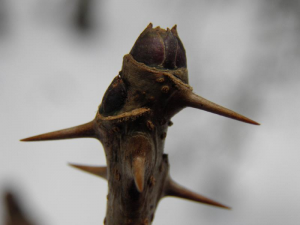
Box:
left=99, top=76, right=127, bottom=116
left=130, top=23, right=187, bottom=69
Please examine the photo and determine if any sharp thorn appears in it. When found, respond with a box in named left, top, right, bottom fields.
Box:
left=132, top=156, right=145, bottom=192
left=69, top=163, right=107, bottom=180
left=165, top=179, right=231, bottom=209
left=20, top=121, right=96, bottom=142
left=183, top=91, right=259, bottom=125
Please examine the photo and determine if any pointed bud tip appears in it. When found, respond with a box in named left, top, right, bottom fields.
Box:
left=171, top=24, right=178, bottom=35
left=135, top=179, right=144, bottom=192
left=132, top=156, right=145, bottom=193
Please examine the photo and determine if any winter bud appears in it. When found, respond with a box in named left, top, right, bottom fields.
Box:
left=130, top=23, right=187, bottom=70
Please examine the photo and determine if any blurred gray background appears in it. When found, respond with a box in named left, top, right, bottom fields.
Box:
left=1, top=0, right=300, bottom=224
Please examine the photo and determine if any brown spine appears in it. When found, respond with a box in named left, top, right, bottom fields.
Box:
left=21, top=121, right=96, bottom=142
left=69, top=164, right=107, bottom=180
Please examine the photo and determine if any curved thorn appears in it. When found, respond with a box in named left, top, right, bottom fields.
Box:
left=20, top=121, right=96, bottom=142
left=132, top=156, right=145, bottom=192
left=69, top=163, right=107, bottom=180
left=183, top=91, right=259, bottom=125
left=165, top=179, right=231, bottom=209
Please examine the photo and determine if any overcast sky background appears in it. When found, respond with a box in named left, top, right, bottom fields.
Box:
left=1, top=0, right=300, bottom=224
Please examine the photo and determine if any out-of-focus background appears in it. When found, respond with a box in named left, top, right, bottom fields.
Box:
left=1, top=0, right=299, bottom=224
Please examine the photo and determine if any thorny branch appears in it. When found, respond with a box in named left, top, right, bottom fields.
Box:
left=20, top=23, right=259, bottom=225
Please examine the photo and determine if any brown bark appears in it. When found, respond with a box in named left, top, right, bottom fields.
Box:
left=21, top=24, right=258, bottom=224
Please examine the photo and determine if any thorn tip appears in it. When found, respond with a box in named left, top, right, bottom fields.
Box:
left=183, top=91, right=259, bottom=125
left=69, top=163, right=107, bottom=180
left=21, top=121, right=96, bottom=142
left=165, top=178, right=230, bottom=209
